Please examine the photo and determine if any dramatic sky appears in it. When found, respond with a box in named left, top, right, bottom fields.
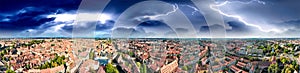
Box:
left=0, top=0, right=299, bottom=38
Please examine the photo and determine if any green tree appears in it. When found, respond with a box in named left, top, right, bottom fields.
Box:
left=285, top=67, right=292, bottom=73
left=224, top=68, right=229, bottom=71
left=267, top=45, right=271, bottom=50
left=287, top=44, right=293, bottom=48
left=0, top=52, right=4, bottom=56
left=292, top=61, right=297, bottom=65
left=58, top=57, right=63, bottom=65
left=139, top=64, right=147, bottom=73
left=136, top=62, right=141, bottom=68
left=268, top=63, right=279, bottom=73
left=142, top=64, right=147, bottom=73
left=284, top=49, right=289, bottom=53
left=295, top=65, right=299, bottom=70
left=128, top=51, right=134, bottom=57
left=89, top=51, right=95, bottom=59
left=6, top=69, right=16, bottom=73
left=274, top=44, right=279, bottom=50
left=182, top=66, right=188, bottom=71
left=281, top=66, right=286, bottom=73
left=106, top=63, right=119, bottom=73
left=263, top=48, right=268, bottom=53
left=258, top=45, right=264, bottom=49
left=280, top=57, right=289, bottom=64
left=247, top=46, right=251, bottom=49
left=45, top=61, right=50, bottom=68
left=2, top=50, right=6, bottom=54
left=282, top=59, right=287, bottom=64
left=51, top=44, right=55, bottom=46
left=51, top=62, right=58, bottom=67
left=2, top=56, right=5, bottom=61
left=25, top=64, right=30, bottom=69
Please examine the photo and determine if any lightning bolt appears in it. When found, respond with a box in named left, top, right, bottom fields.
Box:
left=134, top=4, right=178, bottom=21
left=210, top=0, right=282, bottom=33
left=217, top=0, right=266, bottom=5
left=184, top=5, right=199, bottom=15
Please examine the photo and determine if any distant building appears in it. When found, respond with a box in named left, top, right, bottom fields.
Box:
left=28, top=65, right=65, bottom=73
left=247, top=49, right=263, bottom=57
left=199, top=46, right=208, bottom=58
left=0, top=61, right=5, bottom=72
left=294, top=46, right=300, bottom=51
left=97, top=66, right=106, bottom=73
left=211, top=65, right=225, bottom=72
left=230, top=65, right=243, bottom=73
left=195, top=64, right=208, bottom=73
left=79, top=60, right=99, bottom=73
left=238, top=49, right=247, bottom=55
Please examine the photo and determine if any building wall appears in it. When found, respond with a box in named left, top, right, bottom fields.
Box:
left=27, top=65, right=64, bottom=73
left=160, top=59, right=178, bottom=73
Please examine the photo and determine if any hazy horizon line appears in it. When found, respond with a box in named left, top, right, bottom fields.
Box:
left=0, top=37, right=300, bottom=39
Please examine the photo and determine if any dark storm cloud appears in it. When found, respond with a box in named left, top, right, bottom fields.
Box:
left=0, top=0, right=81, bottom=34
left=219, top=0, right=300, bottom=27
left=96, top=20, right=114, bottom=31
left=226, top=21, right=252, bottom=32
left=0, top=0, right=81, bottom=13
left=1, top=0, right=300, bottom=38
left=282, top=19, right=300, bottom=24
left=61, top=20, right=115, bottom=33
left=104, top=0, right=194, bottom=15
left=112, top=27, right=155, bottom=38
left=225, top=21, right=258, bottom=37
left=199, top=21, right=247, bottom=34
left=129, top=27, right=156, bottom=38
left=164, top=31, right=177, bottom=37
left=198, top=22, right=257, bottom=37
left=279, top=19, right=300, bottom=28
left=206, top=0, right=300, bottom=37
left=199, top=26, right=210, bottom=32
left=175, top=28, right=189, bottom=32
left=0, top=7, right=56, bottom=30
left=179, top=4, right=209, bottom=32
left=163, top=28, right=191, bottom=38
left=270, top=19, right=300, bottom=37
left=138, top=21, right=167, bottom=27
left=103, top=0, right=141, bottom=15
left=61, top=25, right=73, bottom=33
left=135, top=20, right=176, bottom=38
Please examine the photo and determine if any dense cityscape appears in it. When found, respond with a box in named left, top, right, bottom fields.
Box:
left=0, top=38, right=300, bottom=73
left=1, top=0, right=300, bottom=73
